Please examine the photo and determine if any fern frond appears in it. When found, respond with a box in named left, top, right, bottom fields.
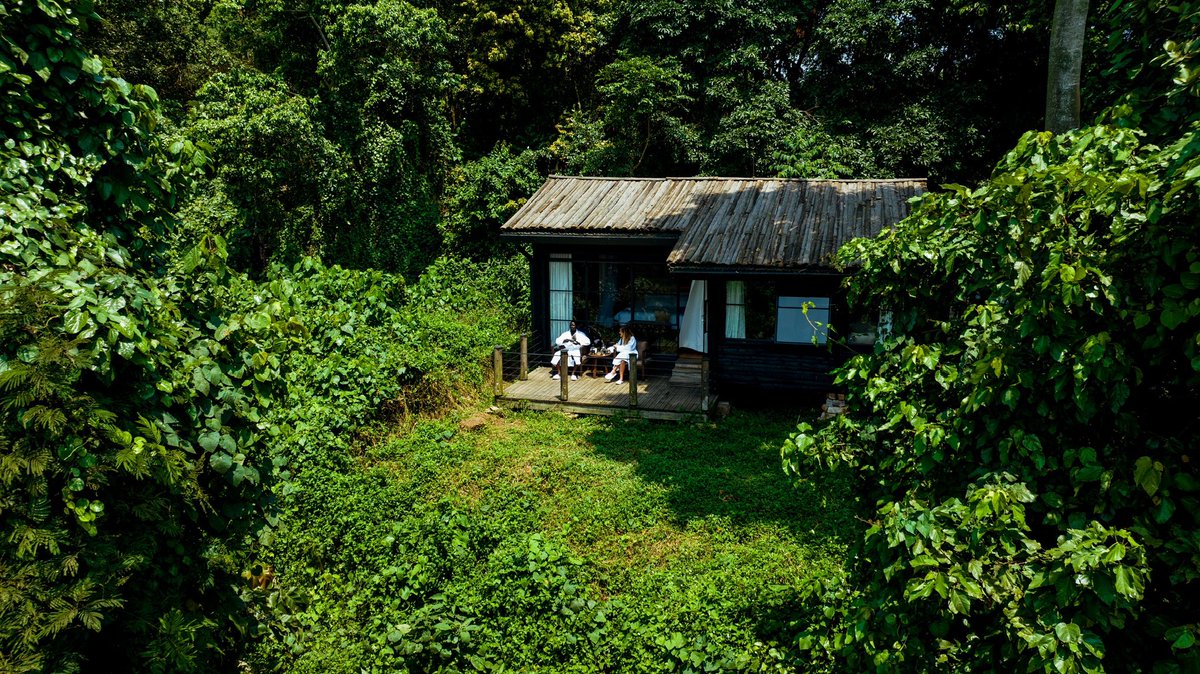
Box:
left=78, top=610, right=102, bottom=631
left=1, top=388, right=38, bottom=411
left=114, top=446, right=151, bottom=478
left=0, top=650, right=44, bottom=674
left=41, top=606, right=79, bottom=637
left=0, top=367, right=34, bottom=392
left=8, top=525, right=64, bottom=558
left=136, top=415, right=162, bottom=443
left=27, top=496, right=51, bottom=523
left=20, top=405, right=68, bottom=434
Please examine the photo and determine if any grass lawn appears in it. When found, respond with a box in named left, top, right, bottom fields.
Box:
left=266, top=407, right=856, bottom=673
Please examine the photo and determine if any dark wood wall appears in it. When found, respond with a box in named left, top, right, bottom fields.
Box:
left=526, top=241, right=859, bottom=394
left=704, top=276, right=851, bottom=394
left=530, top=246, right=549, bottom=352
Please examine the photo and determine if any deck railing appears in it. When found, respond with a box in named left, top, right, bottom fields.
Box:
left=490, top=334, right=713, bottom=419
left=491, top=338, right=641, bottom=406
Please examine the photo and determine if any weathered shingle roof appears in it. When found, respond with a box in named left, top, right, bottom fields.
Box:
left=501, top=176, right=926, bottom=271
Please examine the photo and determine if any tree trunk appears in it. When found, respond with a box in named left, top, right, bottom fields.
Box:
left=1045, top=0, right=1090, bottom=133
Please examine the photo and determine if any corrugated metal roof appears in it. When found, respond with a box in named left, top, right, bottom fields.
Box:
left=501, top=176, right=926, bottom=270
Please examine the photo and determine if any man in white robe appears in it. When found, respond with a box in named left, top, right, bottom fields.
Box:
left=550, top=320, right=590, bottom=381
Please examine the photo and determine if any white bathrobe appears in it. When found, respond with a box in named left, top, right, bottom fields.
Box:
left=550, top=328, right=591, bottom=367
left=612, top=336, right=638, bottom=364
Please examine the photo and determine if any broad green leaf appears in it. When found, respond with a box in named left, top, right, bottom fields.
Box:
left=198, top=431, right=221, bottom=453
left=1134, top=456, right=1162, bottom=496
left=209, top=452, right=233, bottom=473
left=1055, top=622, right=1082, bottom=645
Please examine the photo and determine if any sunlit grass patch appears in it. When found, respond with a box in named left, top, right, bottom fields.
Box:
left=288, top=406, right=856, bottom=671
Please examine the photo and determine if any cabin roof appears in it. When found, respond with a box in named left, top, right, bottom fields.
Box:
left=501, top=176, right=927, bottom=271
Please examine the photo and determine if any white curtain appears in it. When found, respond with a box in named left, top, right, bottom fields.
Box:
left=679, top=280, right=707, bottom=353
left=725, top=281, right=746, bottom=339
left=549, top=257, right=572, bottom=338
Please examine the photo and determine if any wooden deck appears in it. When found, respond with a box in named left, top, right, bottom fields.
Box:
left=496, top=366, right=710, bottom=421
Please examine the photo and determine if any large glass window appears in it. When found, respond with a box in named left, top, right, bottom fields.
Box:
left=777, top=296, right=830, bottom=345
left=725, top=282, right=831, bottom=345
left=744, top=281, right=778, bottom=340
left=560, top=259, right=687, bottom=349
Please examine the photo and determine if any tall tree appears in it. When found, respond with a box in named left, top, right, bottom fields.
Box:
left=1045, top=0, right=1090, bottom=132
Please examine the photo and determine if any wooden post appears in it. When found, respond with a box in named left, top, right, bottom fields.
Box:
left=628, top=354, right=638, bottom=408
left=700, top=357, right=710, bottom=412
left=493, top=347, right=504, bottom=396
left=559, top=356, right=569, bottom=401
left=519, top=334, right=529, bottom=381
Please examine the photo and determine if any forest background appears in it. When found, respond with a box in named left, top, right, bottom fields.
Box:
left=1, top=0, right=1198, bottom=672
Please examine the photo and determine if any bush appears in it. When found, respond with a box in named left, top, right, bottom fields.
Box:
left=783, top=121, right=1200, bottom=671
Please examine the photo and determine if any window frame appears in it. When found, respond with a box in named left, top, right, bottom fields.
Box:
left=775, top=295, right=831, bottom=345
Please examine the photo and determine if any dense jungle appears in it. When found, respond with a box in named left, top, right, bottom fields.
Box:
left=1, top=0, right=1198, bottom=671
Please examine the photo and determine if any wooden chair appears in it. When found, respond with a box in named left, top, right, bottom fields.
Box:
left=635, top=341, right=650, bottom=379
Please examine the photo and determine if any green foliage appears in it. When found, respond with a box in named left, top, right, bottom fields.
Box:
left=243, top=255, right=523, bottom=475
left=1095, top=0, right=1200, bottom=140
left=543, top=0, right=1057, bottom=180
left=440, top=144, right=544, bottom=259
left=705, top=80, right=800, bottom=177
left=797, top=0, right=1052, bottom=182
left=772, top=118, right=877, bottom=179
left=206, top=0, right=332, bottom=92
left=2, top=4, right=522, bottom=669
left=782, top=109, right=1200, bottom=673
left=244, top=410, right=848, bottom=672
left=182, top=0, right=458, bottom=274
left=317, top=0, right=458, bottom=272
left=0, top=2, right=282, bottom=669
left=80, top=0, right=231, bottom=110
left=186, top=69, right=336, bottom=271
left=424, top=0, right=611, bottom=155
left=552, top=55, right=696, bottom=176
left=598, top=0, right=812, bottom=176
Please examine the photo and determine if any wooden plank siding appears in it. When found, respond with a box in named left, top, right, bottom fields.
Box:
left=712, top=342, right=839, bottom=392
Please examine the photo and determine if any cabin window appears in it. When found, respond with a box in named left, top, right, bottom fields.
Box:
left=566, top=260, right=687, bottom=345
left=725, top=281, right=746, bottom=338
left=847, top=308, right=887, bottom=345
left=744, top=281, right=779, bottom=340
left=776, top=296, right=830, bottom=345
left=549, top=254, right=573, bottom=338
left=726, top=282, right=831, bottom=345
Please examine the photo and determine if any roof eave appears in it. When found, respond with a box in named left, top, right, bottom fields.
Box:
left=667, top=264, right=849, bottom=277
left=499, top=230, right=681, bottom=245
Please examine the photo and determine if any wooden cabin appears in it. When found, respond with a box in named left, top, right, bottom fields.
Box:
left=500, top=176, right=926, bottom=395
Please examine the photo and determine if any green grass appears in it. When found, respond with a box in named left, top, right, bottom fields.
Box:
left=386, top=409, right=853, bottom=562
left=263, top=408, right=856, bottom=673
